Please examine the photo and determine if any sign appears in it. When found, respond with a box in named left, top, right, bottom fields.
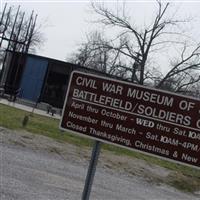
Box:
left=60, top=71, right=200, bottom=168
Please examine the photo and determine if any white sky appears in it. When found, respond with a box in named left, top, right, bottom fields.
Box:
left=1, top=0, right=200, bottom=73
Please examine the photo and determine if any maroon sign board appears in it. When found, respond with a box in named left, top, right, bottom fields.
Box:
left=60, top=71, right=200, bottom=169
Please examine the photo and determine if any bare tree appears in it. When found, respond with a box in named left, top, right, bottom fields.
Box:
left=69, top=1, right=200, bottom=95
left=0, top=4, right=45, bottom=54
left=156, top=44, right=200, bottom=91
left=69, top=31, right=129, bottom=78
left=0, top=4, right=46, bottom=92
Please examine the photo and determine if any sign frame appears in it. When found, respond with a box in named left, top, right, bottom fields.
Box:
left=60, top=70, right=200, bottom=169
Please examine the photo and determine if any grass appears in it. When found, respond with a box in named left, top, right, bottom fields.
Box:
left=0, top=103, right=92, bottom=147
left=0, top=103, right=200, bottom=193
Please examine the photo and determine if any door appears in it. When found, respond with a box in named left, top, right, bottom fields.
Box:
left=20, top=56, right=48, bottom=102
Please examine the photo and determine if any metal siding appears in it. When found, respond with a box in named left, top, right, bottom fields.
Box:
left=20, top=56, right=48, bottom=102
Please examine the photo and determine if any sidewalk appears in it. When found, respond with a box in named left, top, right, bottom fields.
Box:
left=0, top=98, right=61, bottom=120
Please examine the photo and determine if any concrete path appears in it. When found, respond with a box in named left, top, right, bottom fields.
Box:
left=0, top=98, right=61, bottom=119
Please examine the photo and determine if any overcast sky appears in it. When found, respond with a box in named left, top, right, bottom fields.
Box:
left=1, top=0, right=200, bottom=70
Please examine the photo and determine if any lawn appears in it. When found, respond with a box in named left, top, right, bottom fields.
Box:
left=0, top=103, right=200, bottom=193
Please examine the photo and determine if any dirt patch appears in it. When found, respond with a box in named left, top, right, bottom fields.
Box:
left=1, top=127, right=200, bottom=195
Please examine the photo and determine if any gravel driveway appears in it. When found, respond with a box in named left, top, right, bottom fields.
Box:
left=0, top=127, right=199, bottom=200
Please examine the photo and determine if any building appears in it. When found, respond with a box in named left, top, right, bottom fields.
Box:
left=1, top=51, right=107, bottom=109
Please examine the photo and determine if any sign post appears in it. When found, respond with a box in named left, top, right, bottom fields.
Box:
left=60, top=70, right=200, bottom=198
left=81, top=141, right=101, bottom=200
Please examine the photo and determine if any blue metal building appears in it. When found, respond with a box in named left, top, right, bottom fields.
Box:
left=1, top=52, right=83, bottom=108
